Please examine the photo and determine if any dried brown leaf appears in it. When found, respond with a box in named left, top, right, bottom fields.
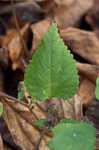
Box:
left=46, top=0, right=93, bottom=28
left=0, top=93, right=83, bottom=150
left=60, top=28, right=99, bottom=65
left=2, top=29, right=17, bottom=48
left=40, top=95, right=83, bottom=122
left=78, top=78, right=95, bottom=106
left=76, top=62, right=99, bottom=84
left=8, top=23, right=30, bottom=70
left=1, top=97, right=50, bottom=150
left=61, top=94, right=82, bottom=121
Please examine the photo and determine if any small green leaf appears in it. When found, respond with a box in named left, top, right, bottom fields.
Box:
left=46, top=123, right=96, bottom=150
left=34, top=119, right=46, bottom=128
left=0, top=105, right=3, bottom=116
left=24, top=23, right=79, bottom=101
left=95, top=77, right=99, bottom=100
left=60, top=118, right=77, bottom=124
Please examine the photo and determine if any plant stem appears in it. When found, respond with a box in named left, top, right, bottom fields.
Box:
left=34, top=127, right=47, bottom=150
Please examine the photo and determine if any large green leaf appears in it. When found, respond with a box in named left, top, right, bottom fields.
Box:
left=95, top=77, right=99, bottom=100
left=46, top=123, right=96, bottom=150
left=24, top=23, right=78, bottom=101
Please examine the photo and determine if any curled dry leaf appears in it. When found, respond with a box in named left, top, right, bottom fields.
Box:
left=78, top=78, right=95, bottom=106
left=60, top=28, right=99, bottom=65
left=8, top=23, right=30, bottom=70
left=0, top=93, right=83, bottom=150
left=1, top=97, right=51, bottom=150
left=76, top=62, right=99, bottom=84
left=46, top=0, right=93, bottom=28
left=1, top=23, right=30, bottom=71
left=1, top=29, right=17, bottom=48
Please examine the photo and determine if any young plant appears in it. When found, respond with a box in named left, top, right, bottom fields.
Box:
left=18, top=23, right=96, bottom=150
left=0, top=23, right=96, bottom=150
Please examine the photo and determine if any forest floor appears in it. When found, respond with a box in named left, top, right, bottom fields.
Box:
left=0, top=0, right=99, bottom=150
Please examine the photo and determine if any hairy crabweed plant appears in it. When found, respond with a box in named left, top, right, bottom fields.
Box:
left=19, top=23, right=96, bottom=150
left=0, top=23, right=96, bottom=150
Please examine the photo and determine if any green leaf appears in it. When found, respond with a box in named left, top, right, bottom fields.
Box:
left=46, top=123, right=96, bottom=150
left=34, top=119, right=46, bottom=128
left=60, top=118, right=77, bottom=124
left=95, top=77, right=99, bottom=100
left=24, top=23, right=79, bottom=101
left=0, top=105, right=3, bottom=116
